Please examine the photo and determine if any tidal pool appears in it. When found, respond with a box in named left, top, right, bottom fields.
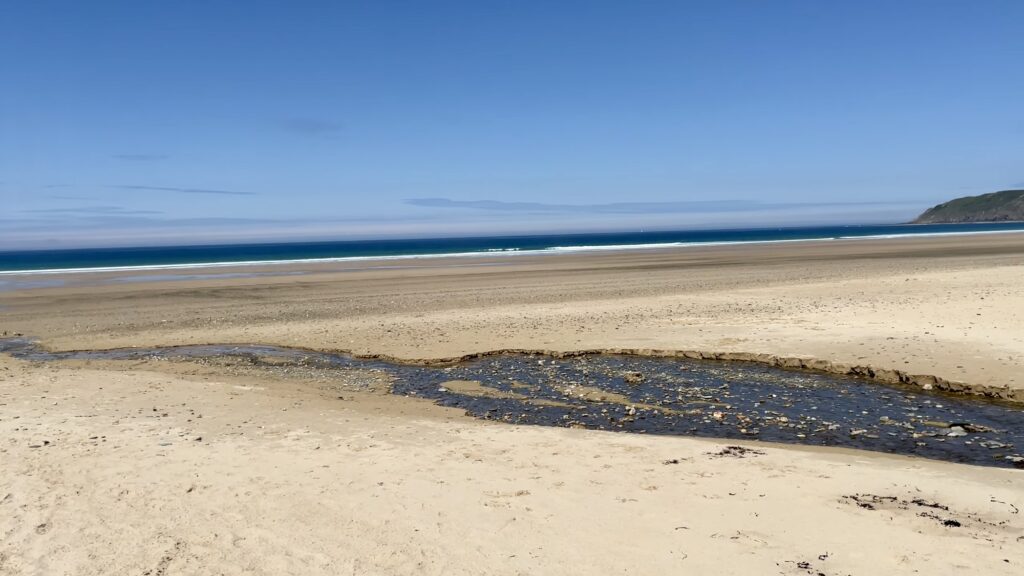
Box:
left=3, top=338, right=1022, bottom=468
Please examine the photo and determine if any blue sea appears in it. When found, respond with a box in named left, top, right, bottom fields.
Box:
left=2, top=222, right=1024, bottom=274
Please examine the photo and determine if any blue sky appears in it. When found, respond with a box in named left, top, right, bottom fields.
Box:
left=2, top=1, right=1022, bottom=249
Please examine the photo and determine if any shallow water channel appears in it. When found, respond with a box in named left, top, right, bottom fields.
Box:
left=3, top=338, right=1022, bottom=469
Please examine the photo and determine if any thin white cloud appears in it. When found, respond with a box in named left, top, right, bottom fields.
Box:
left=112, top=185, right=257, bottom=196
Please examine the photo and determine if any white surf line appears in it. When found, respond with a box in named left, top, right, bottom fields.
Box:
left=2, top=227, right=1023, bottom=277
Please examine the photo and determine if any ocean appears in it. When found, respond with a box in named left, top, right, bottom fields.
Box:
left=2, top=222, right=1024, bottom=274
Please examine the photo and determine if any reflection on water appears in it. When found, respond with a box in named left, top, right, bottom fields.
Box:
left=105, top=271, right=307, bottom=283
left=0, top=271, right=308, bottom=292
left=2, top=338, right=1022, bottom=469
left=0, top=262, right=510, bottom=291
left=0, top=279, right=67, bottom=291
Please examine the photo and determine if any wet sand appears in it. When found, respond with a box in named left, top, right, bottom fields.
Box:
left=3, top=233, right=1023, bottom=392
left=2, top=233, right=1024, bottom=574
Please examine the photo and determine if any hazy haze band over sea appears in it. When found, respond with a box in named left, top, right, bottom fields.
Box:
left=3, top=222, right=1024, bottom=275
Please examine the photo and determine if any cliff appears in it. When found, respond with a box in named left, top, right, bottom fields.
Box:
left=914, top=189, right=1024, bottom=223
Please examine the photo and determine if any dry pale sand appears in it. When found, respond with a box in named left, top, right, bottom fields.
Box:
left=2, top=233, right=1024, bottom=574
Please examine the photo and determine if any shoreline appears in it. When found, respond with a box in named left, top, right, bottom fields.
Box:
left=4, top=226, right=1024, bottom=278
left=4, top=231, right=1024, bottom=294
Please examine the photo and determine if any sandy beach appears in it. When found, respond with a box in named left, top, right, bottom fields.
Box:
left=4, top=233, right=1024, bottom=393
left=2, top=233, right=1024, bottom=574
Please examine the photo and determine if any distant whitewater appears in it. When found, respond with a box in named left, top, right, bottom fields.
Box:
left=3, top=222, right=1024, bottom=274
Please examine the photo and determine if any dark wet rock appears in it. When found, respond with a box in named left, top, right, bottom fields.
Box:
left=979, top=440, right=1010, bottom=450
left=952, top=422, right=994, bottom=433
left=624, top=372, right=645, bottom=385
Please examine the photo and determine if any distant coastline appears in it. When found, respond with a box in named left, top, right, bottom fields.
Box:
left=4, top=222, right=1024, bottom=275
left=913, top=190, right=1024, bottom=224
